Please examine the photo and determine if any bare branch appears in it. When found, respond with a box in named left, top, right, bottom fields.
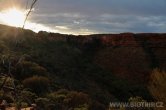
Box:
left=22, top=0, right=38, bottom=29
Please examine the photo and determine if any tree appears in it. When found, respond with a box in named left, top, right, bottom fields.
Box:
left=23, top=0, right=38, bottom=29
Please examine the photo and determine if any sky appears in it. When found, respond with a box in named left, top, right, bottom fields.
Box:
left=0, top=0, right=166, bottom=35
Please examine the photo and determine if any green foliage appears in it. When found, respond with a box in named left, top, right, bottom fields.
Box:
left=0, top=91, right=14, bottom=103
left=20, top=102, right=28, bottom=108
left=35, top=97, right=50, bottom=110
left=74, top=104, right=89, bottom=110
left=15, top=61, right=48, bottom=79
left=46, top=90, right=91, bottom=110
left=23, top=76, right=50, bottom=94
left=88, top=100, right=106, bottom=110
left=63, top=91, right=90, bottom=109
left=20, top=90, right=37, bottom=104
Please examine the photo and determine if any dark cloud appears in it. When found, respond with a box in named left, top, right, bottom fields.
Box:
left=35, top=0, right=166, bottom=16
left=0, top=0, right=166, bottom=34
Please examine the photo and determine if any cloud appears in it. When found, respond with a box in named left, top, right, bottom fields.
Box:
left=30, top=12, right=166, bottom=34
left=35, top=0, right=166, bottom=16
left=0, top=0, right=166, bottom=34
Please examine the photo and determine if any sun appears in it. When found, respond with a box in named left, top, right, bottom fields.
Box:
left=0, top=8, right=26, bottom=27
left=0, top=8, right=57, bottom=33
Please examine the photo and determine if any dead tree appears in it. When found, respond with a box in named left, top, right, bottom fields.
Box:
left=22, top=0, right=38, bottom=29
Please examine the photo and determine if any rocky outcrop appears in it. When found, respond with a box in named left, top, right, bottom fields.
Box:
left=92, top=33, right=166, bottom=83
left=44, top=32, right=166, bottom=83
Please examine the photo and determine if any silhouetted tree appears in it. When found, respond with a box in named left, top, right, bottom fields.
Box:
left=23, top=0, right=38, bottom=29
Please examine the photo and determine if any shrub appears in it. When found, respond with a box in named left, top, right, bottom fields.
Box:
left=0, top=91, right=14, bottom=103
left=15, top=61, right=47, bottom=79
left=23, top=76, right=50, bottom=94
left=64, top=91, right=90, bottom=109
left=88, top=100, right=106, bottom=110
left=148, top=69, right=166, bottom=110
left=35, top=97, right=50, bottom=109
left=20, top=90, right=37, bottom=104
left=47, top=90, right=91, bottom=110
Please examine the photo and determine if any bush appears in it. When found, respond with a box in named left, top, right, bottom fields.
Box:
left=47, top=92, right=66, bottom=104
left=23, top=76, right=50, bottom=94
left=20, top=90, right=37, bottom=104
left=35, top=97, right=57, bottom=110
left=148, top=69, right=166, bottom=110
left=0, top=91, right=14, bottom=103
left=15, top=61, right=47, bottom=79
left=64, top=91, right=90, bottom=109
left=88, top=100, right=106, bottom=110
left=46, top=90, right=92, bottom=110
left=35, top=97, right=50, bottom=110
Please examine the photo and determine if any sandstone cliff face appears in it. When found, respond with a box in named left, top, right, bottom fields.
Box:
left=36, top=31, right=166, bottom=83
left=93, top=33, right=166, bottom=83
